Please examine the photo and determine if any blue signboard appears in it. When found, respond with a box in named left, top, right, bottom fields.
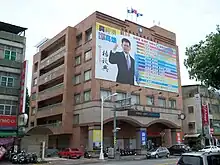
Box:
left=141, top=130, right=147, bottom=146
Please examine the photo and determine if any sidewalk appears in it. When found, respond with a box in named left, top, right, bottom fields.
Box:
left=44, top=155, right=146, bottom=164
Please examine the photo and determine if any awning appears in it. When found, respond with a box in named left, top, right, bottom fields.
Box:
left=0, top=131, right=17, bottom=137
left=184, top=134, right=200, bottom=138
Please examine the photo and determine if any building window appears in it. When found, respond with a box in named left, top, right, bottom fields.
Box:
left=1, top=76, right=14, bottom=87
left=0, top=104, right=17, bottom=115
left=85, top=28, right=92, bottom=41
left=30, top=121, right=35, bottom=127
left=73, top=114, right=79, bottom=124
left=33, top=78, right=37, bottom=86
left=158, top=98, right=166, bottom=107
left=146, top=96, right=154, bottom=105
left=131, top=95, right=140, bottom=105
left=75, top=56, right=81, bottom=66
left=4, top=50, right=16, bottom=61
left=188, top=122, right=195, bottom=129
left=84, top=50, right=92, bottom=61
left=169, top=100, right=176, bottom=109
left=117, top=92, right=126, bottom=100
left=188, top=106, right=194, bottom=113
left=31, top=108, right=36, bottom=115
left=74, top=94, right=81, bottom=104
left=73, top=74, right=81, bottom=84
left=31, top=93, right=37, bottom=100
left=100, top=90, right=112, bottom=101
left=34, top=62, right=38, bottom=72
left=76, top=33, right=82, bottom=47
left=84, top=70, right=91, bottom=81
left=84, top=90, right=91, bottom=102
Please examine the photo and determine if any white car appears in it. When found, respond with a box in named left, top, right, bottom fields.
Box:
left=199, top=146, right=220, bottom=152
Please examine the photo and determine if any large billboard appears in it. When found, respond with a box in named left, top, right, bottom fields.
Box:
left=95, top=22, right=178, bottom=93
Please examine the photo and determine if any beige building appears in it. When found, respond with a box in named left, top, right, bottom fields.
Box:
left=24, top=11, right=183, bottom=153
left=182, top=85, right=220, bottom=146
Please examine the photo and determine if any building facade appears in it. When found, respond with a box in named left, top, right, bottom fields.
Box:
left=0, top=22, right=27, bottom=141
left=27, top=11, right=183, bottom=152
left=182, top=85, right=220, bottom=147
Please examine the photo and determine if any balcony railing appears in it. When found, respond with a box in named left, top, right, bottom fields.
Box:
left=38, top=64, right=65, bottom=85
left=37, top=122, right=62, bottom=127
left=38, top=102, right=62, bottom=111
left=40, top=47, right=66, bottom=69
left=38, top=83, right=64, bottom=101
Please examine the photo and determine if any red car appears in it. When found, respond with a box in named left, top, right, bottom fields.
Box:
left=58, top=148, right=83, bottom=159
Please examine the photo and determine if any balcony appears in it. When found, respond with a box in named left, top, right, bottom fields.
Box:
left=38, top=64, right=65, bottom=85
left=40, top=47, right=66, bottom=70
left=37, top=103, right=63, bottom=118
left=38, top=83, right=64, bottom=101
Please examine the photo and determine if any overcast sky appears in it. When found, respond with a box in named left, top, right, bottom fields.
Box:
left=1, top=0, right=220, bottom=91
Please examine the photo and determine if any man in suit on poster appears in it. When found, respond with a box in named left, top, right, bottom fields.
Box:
left=109, top=38, right=135, bottom=85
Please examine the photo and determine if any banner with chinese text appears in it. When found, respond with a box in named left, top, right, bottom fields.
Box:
left=95, top=22, right=179, bottom=93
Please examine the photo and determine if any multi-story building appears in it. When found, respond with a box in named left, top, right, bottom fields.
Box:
left=26, top=11, right=183, bottom=152
left=0, top=22, right=27, bottom=140
left=182, top=85, right=220, bottom=148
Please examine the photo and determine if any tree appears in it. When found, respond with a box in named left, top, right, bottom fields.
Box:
left=184, top=25, right=220, bottom=89
left=25, top=88, right=30, bottom=126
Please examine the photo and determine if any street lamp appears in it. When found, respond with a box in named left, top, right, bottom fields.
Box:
left=99, top=92, right=118, bottom=160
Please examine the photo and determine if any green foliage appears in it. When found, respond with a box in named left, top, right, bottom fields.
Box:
left=184, top=25, right=220, bottom=89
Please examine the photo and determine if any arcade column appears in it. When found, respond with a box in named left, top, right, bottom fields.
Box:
left=88, top=126, right=101, bottom=151
left=136, top=128, right=147, bottom=154
left=163, top=129, right=172, bottom=147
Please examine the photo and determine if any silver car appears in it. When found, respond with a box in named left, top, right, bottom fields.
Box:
left=146, top=147, right=170, bottom=159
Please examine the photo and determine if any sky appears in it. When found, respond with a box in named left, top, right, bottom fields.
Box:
left=1, top=0, right=220, bottom=91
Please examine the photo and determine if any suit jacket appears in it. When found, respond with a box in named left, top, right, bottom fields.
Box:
left=109, top=51, right=135, bottom=85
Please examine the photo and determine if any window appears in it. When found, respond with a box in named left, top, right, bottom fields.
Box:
left=73, top=114, right=79, bottom=124
left=117, top=92, right=126, bottom=100
left=32, top=93, right=36, bottom=100
left=84, top=70, right=91, bottom=81
left=30, top=122, right=35, bottom=127
left=146, top=96, right=154, bottom=105
left=84, top=50, right=92, bottom=61
left=34, top=62, right=38, bottom=72
left=100, top=90, right=112, bottom=101
left=76, top=33, right=82, bottom=47
left=74, top=94, right=81, bottom=104
left=74, top=74, right=80, bottom=84
left=33, top=78, right=37, bottom=86
left=1, top=76, right=14, bottom=87
left=188, top=122, right=195, bottom=129
left=169, top=100, right=176, bottom=109
left=75, top=56, right=81, bottom=66
left=131, top=95, right=140, bottom=105
left=31, top=108, right=36, bottom=115
left=158, top=98, right=166, bottom=107
left=4, top=50, right=16, bottom=61
left=188, top=106, right=194, bottom=113
left=85, top=28, right=92, bottom=41
left=0, top=104, right=17, bottom=115
left=178, top=155, right=203, bottom=165
left=84, top=90, right=91, bottom=102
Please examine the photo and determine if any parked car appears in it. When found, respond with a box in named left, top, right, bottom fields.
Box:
left=168, top=144, right=191, bottom=155
left=146, top=147, right=170, bottom=159
left=177, top=152, right=220, bottom=165
left=199, top=146, right=220, bottom=153
left=58, top=148, right=83, bottom=159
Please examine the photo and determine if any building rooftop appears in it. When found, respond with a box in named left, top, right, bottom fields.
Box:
left=0, top=21, right=27, bottom=34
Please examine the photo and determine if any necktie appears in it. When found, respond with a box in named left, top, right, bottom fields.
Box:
left=126, top=55, right=131, bottom=70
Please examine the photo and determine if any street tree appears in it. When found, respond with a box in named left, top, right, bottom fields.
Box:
left=184, top=25, right=220, bottom=89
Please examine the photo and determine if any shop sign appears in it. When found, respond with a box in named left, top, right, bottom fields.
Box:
left=202, top=104, right=209, bottom=126
left=176, top=132, right=182, bottom=144
left=0, top=115, right=17, bottom=130
left=140, top=130, right=147, bottom=145
left=128, top=110, right=160, bottom=118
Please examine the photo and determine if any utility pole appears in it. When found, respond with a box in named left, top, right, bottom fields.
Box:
left=113, top=104, right=117, bottom=156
